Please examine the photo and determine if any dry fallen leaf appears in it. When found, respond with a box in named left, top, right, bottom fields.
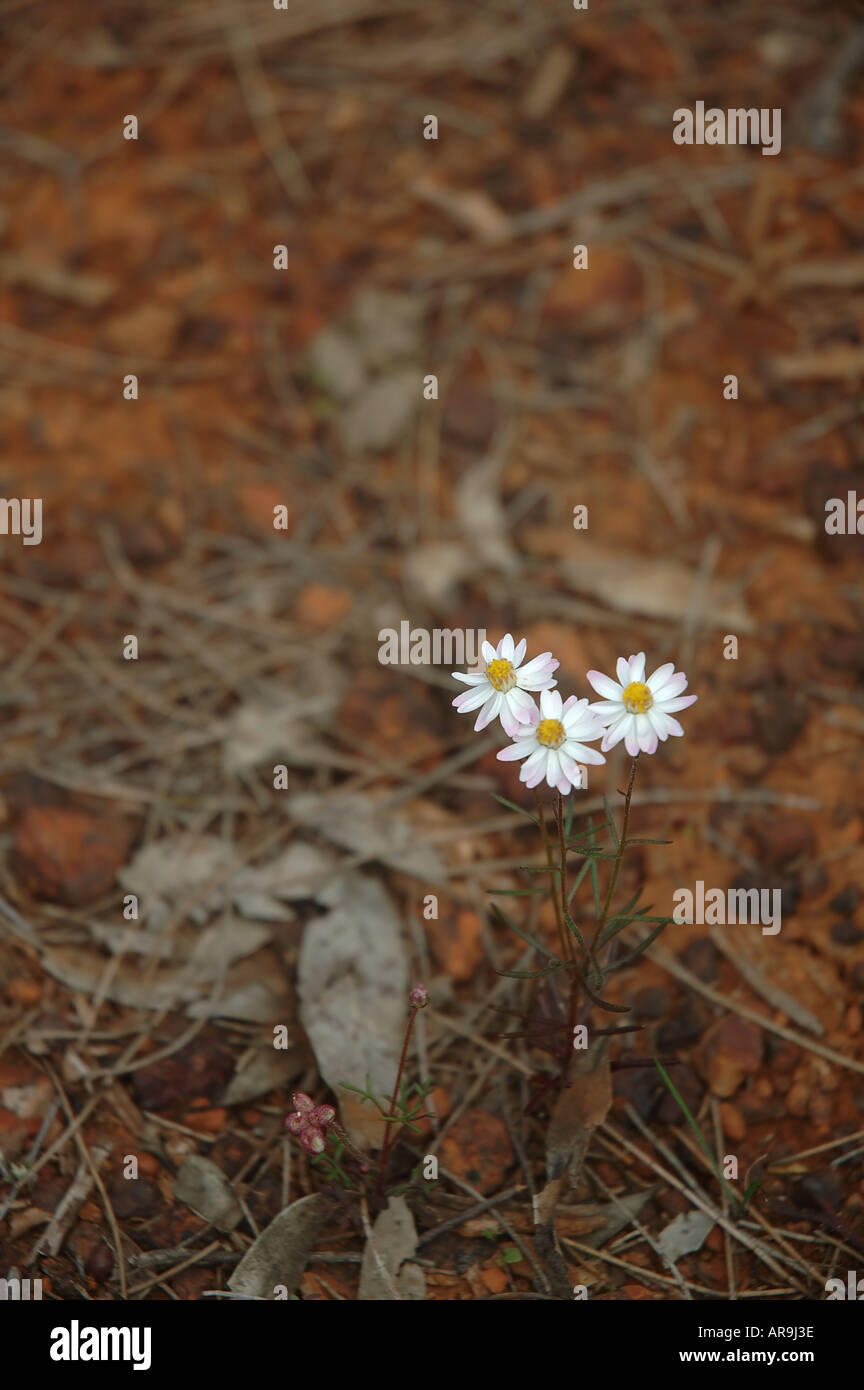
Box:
left=358, top=1195, right=425, bottom=1300
left=562, top=540, right=755, bottom=632
left=287, top=791, right=446, bottom=884
left=174, top=1156, right=242, bottom=1232
left=228, top=1194, right=327, bottom=1299
left=298, top=871, right=408, bottom=1147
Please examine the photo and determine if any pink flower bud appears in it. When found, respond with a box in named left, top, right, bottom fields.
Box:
left=285, top=1112, right=306, bottom=1134
left=300, top=1126, right=326, bottom=1155
left=409, top=982, right=430, bottom=1008
left=292, top=1092, right=315, bottom=1114
left=309, top=1104, right=335, bottom=1127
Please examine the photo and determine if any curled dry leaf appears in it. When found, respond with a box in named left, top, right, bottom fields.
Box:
left=562, top=540, right=755, bottom=632
left=298, top=872, right=408, bottom=1147
left=174, top=1156, right=242, bottom=1232
left=228, top=1193, right=328, bottom=1300
left=358, top=1196, right=425, bottom=1301
left=287, top=791, right=446, bottom=885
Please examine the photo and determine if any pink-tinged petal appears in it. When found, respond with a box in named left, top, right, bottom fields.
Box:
left=500, top=708, right=520, bottom=737
left=586, top=670, right=622, bottom=701
left=513, top=637, right=527, bottom=667
left=558, top=749, right=578, bottom=779
left=522, top=764, right=546, bottom=789
left=453, top=686, right=490, bottom=712
left=616, top=656, right=631, bottom=686
left=540, top=688, right=562, bottom=718
left=474, top=692, right=501, bottom=731
left=518, top=652, right=558, bottom=678
left=452, top=670, right=487, bottom=686
left=638, top=725, right=659, bottom=755
left=657, top=693, right=698, bottom=713
left=561, top=694, right=580, bottom=714
left=481, top=640, right=497, bottom=663
left=625, top=732, right=641, bottom=757
left=663, top=715, right=685, bottom=738
left=556, top=772, right=572, bottom=794
left=497, top=740, right=535, bottom=761
left=646, top=707, right=670, bottom=739
left=629, top=652, right=646, bottom=682
left=509, top=688, right=537, bottom=718
left=651, top=672, right=688, bottom=700
left=601, top=719, right=630, bottom=752
left=500, top=633, right=515, bottom=660
left=588, top=700, right=621, bottom=723
left=646, top=662, right=675, bottom=693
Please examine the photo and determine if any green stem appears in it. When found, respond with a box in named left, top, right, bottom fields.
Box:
left=592, top=754, right=640, bottom=971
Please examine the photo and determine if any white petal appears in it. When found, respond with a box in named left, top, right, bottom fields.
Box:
left=616, top=656, right=631, bottom=686
left=540, top=689, right=563, bottom=718
left=497, top=739, right=535, bottom=762
left=453, top=685, right=491, bottom=712
left=629, top=652, right=646, bottom=682
left=500, top=633, right=514, bottom=660
left=646, top=662, right=675, bottom=693
left=657, top=693, right=698, bottom=714
left=481, top=641, right=497, bottom=663
left=652, top=672, right=688, bottom=700
left=512, top=637, right=527, bottom=667
left=474, top=692, right=502, bottom=731
left=586, top=671, right=622, bottom=701
left=452, top=671, right=487, bottom=686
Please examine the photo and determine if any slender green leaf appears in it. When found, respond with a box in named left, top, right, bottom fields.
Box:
left=491, top=794, right=537, bottom=824
left=496, top=960, right=568, bottom=980
left=487, top=886, right=549, bottom=897
left=563, top=909, right=585, bottom=949
left=613, top=922, right=667, bottom=968
left=490, top=903, right=555, bottom=959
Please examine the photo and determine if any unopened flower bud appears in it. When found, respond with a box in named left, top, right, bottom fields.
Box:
left=292, top=1091, right=315, bottom=1114
left=309, top=1104, right=335, bottom=1127
left=285, top=1112, right=306, bottom=1134
left=300, top=1126, right=326, bottom=1155
left=409, top=982, right=430, bottom=1008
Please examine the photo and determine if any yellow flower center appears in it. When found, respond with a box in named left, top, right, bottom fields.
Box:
left=622, top=681, right=653, bottom=714
left=536, top=718, right=566, bottom=749
left=486, top=658, right=516, bottom=692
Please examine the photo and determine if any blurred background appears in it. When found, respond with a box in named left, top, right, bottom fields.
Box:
left=1, top=0, right=864, bottom=1301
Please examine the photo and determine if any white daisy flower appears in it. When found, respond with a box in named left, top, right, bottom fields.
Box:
left=586, top=652, right=697, bottom=757
left=452, top=633, right=559, bottom=736
left=496, top=689, right=606, bottom=792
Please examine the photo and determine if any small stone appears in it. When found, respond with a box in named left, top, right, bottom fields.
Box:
left=793, top=1167, right=844, bottom=1212
left=657, top=996, right=705, bottom=1050
left=12, top=805, right=138, bottom=907
left=719, top=1101, right=746, bottom=1142
left=633, top=986, right=671, bottom=1021
left=439, top=1109, right=513, bottom=1195
left=829, top=884, right=860, bottom=916
left=679, top=938, right=721, bottom=983
left=697, top=1017, right=763, bottom=1099
left=831, top=919, right=864, bottom=946
left=787, top=1082, right=809, bottom=1117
